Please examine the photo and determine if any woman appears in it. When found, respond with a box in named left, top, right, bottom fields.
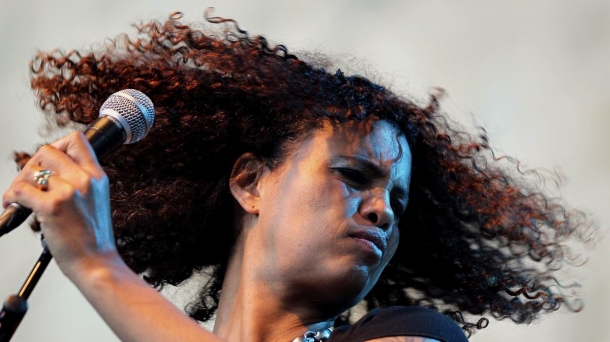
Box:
left=1, top=12, right=589, bottom=342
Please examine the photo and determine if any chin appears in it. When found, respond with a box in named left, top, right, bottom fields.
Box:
left=312, top=266, right=377, bottom=310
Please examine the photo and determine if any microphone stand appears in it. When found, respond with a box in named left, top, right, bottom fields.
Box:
left=0, top=243, right=52, bottom=342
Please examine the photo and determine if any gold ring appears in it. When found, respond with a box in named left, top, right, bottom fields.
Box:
left=33, top=170, right=53, bottom=191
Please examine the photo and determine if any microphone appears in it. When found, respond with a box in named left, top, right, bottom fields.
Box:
left=0, top=89, right=155, bottom=238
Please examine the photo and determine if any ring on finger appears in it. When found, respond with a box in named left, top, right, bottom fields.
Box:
left=33, top=169, right=53, bottom=191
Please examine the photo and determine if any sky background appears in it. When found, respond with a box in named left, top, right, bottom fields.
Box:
left=0, top=0, right=609, bottom=341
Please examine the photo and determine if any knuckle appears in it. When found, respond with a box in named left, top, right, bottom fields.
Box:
left=77, top=172, right=93, bottom=186
left=73, top=131, right=87, bottom=142
left=2, top=192, right=10, bottom=205
left=22, top=159, right=39, bottom=173
left=13, top=181, right=27, bottom=195
left=37, top=144, right=54, bottom=155
left=20, top=158, right=40, bottom=175
left=3, top=181, right=25, bottom=203
left=76, top=171, right=102, bottom=194
left=79, top=178, right=93, bottom=197
left=30, top=145, right=55, bottom=166
left=61, top=186, right=78, bottom=201
left=42, top=198, right=63, bottom=216
left=68, top=131, right=88, bottom=148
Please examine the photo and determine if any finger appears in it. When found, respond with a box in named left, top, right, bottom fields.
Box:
left=2, top=165, right=64, bottom=208
left=22, top=145, right=88, bottom=187
left=23, top=143, right=104, bottom=195
left=24, top=144, right=78, bottom=173
left=50, top=132, right=104, bottom=178
left=2, top=180, right=52, bottom=210
left=4, top=174, right=79, bottom=222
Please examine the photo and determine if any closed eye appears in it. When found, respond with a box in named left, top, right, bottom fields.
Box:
left=333, top=168, right=369, bottom=188
left=334, top=167, right=407, bottom=216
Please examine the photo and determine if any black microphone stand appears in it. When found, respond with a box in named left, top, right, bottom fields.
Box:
left=0, top=242, right=52, bottom=341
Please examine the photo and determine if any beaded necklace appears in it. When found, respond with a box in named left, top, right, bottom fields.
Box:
left=292, top=328, right=332, bottom=342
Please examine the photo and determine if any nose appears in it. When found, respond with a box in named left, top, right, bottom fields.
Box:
left=359, top=188, right=394, bottom=230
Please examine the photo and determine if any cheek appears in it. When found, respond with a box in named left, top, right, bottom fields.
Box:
left=340, top=183, right=363, bottom=216
left=296, top=174, right=354, bottom=215
left=265, top=171, right=335, bottom=234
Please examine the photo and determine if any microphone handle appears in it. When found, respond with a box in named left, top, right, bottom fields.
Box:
left=0, top=204, right=32, bottom=238
left=0, top=116, right=126, bottom=238
left=83, top=115, right=126, bottom=159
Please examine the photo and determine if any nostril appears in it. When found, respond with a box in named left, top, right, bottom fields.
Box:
left=368, top=213, right=378, bottom=223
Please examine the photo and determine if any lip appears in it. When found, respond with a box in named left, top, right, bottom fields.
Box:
left=349, top=229, right=387, bottom=256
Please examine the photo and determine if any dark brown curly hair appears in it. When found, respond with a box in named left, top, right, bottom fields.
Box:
left=20, top=11, right=591, bottom=336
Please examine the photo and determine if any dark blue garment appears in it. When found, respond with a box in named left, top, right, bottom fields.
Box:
left=329, top=306, right=469, bottom=342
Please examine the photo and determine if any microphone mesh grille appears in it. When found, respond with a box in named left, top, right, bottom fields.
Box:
left=99, top=89, right=155, bottom=143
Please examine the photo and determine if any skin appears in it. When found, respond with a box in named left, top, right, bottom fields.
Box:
left=218, top=119, right=412, bottom=341
left=1, top=119, right=431, bottom=342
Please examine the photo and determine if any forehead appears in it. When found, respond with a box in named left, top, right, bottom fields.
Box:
left=303, top=119, right=412, bottom=179
left=322, top=120, right=409, bottom=160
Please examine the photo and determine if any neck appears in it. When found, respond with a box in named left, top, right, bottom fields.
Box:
left=213, top=231, right=335, bottom=342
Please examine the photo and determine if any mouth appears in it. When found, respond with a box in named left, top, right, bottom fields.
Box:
left=349, top=229, right=387, bottom=256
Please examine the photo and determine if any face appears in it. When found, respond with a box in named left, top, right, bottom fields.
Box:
left=248, top=119, right=411, bottom=312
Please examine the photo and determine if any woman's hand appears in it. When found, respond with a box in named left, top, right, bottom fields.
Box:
left=2, top=132, right=118, bottom=278
left=2, top=132, right=226, bottom=342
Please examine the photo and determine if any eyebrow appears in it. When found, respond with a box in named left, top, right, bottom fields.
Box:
left=330, top=155, right=409, bottom=199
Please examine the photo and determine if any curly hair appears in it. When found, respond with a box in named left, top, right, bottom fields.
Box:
left=20, top=11, right=591, bottom=336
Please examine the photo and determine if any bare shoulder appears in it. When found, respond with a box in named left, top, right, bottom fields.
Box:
left=365, top=337, right=441, bottom=342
